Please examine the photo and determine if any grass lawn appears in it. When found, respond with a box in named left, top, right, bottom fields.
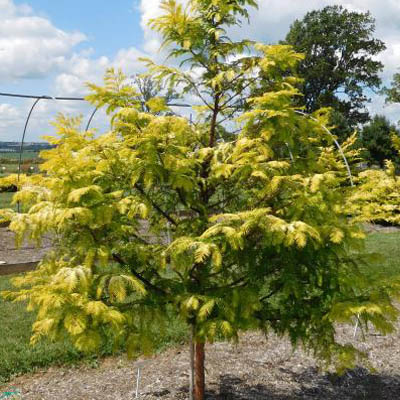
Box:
left=0, top=276, right=87, bottom=385
left=364, top=232, right=400, bottom=280
left=0, top=231, right=399, bottom=385
left=0, top=192, right=15, bottom=210
left=0, top=274, right=186, bottom=385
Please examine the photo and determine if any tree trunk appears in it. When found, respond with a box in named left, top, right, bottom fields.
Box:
left=189, top=326, right=194, bottom=400
left=194, top=341, right=205, bottom=400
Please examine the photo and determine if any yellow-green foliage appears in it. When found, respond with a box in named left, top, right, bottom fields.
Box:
left=0, top=0, right=397, bottom=374
left=350, top=137, right=400, bottom=225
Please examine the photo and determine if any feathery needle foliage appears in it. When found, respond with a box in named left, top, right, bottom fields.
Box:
left=0, top=0, right=398, bottom=398
left=350, top=137, right=400, bottom=226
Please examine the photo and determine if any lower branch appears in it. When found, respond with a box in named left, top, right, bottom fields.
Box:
left=112, top=253, right=167, bottom=295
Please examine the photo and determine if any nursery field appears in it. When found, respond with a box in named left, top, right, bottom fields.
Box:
left=0, top=151, right=39, bottom=161
left=0, top=231, right=399, bottom=398
left=0, top=151, right=41, bottom=209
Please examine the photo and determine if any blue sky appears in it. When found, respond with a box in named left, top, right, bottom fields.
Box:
left=13, top=1, right=143, bottom=58
left=0, top=0, right=151, bottom=141
left=1, top=0, right=400, bottom=142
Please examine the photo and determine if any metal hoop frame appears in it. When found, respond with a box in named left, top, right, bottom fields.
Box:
left=295, top=110, right=354, bottom=187
left=0, top=91, right=354, bottom=214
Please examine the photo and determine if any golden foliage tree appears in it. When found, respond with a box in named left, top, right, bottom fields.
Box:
left=1, top=1, right=397, bottom=398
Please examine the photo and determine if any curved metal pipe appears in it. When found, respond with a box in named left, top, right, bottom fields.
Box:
left=85, top=107, right=98, bottom=131
left=16, top=97, right=43, bottom=212
left=294, top=110, right=354, bottom=187
left=17, top=97, right=42, bottom=181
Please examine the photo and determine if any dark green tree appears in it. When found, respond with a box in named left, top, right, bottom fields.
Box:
left=383, top=72, right=400, bottom=104
left=330, top=109, right=354, bottom=143
left=284, top=5, right=386, bottom=130
left=360, top=115, right=400, bottom=167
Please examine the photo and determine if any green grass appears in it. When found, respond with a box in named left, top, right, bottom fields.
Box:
left=0, top=152, right=39, bottom=162
left=0, top=276, right=86, bottom=385
left=0, top=231, right=399, bottom=385
left=363, top=232, right=400, bottom=280
left=0, top=274, right=187, bottom=386
left=0, top=192, right=15, bottom=210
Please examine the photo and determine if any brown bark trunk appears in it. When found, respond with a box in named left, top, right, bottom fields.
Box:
left=189, top=326, right=194, bottom=400
left=208, top=94, right=220, bottom=148
left=194, top=341, right=205, bottom=400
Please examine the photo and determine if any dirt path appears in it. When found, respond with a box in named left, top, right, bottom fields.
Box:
left=3, top=324, right=400, bottom=400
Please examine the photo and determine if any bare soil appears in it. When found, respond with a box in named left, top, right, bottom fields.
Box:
left=363, top=223, right=400, bottom=234
left=2, top=323, right=400, bottom=400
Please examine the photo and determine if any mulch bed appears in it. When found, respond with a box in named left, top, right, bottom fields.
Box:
left=2, top=324, right=400, bottom=399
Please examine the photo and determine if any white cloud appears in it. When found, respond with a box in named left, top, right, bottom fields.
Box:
left=0, top=0, right=32, bottom=17
left=54, top=54, right=110, bottom=96
left=112, top=47, right=148, bottom=73
left=54, top=47, right=147, bottom=97
left=243, top=0, right=400, bottom=44
left=367, top=93, right=400, bottom=125
left=138, top=0, right=164, bottom=54
left=0, top=103, right=21, bottom=137
left=3, top=0, right=400, bottom=141
left=0, top=0, right=86, bottom=81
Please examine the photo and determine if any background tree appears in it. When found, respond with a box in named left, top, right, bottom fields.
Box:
left=0, top=1, right=397, bottom=399
left=132, top=73, right=180, bottom=113
left=383, top=71, right=400, bottom=104
left=360, top=115, right=400, bottom=168
left=283, top=5, right=386, bottom=132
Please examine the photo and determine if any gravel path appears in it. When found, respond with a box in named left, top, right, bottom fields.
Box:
left=3, top=324, right=400, bottom=399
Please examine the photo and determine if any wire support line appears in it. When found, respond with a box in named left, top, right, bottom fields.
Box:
left=0, top=92, right=85, bottom=101
left=0, top=92, right=194, bottom=107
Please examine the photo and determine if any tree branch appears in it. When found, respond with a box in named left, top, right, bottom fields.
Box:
left=204, top=276, right=248, bottom=292
left=112, top=253, right=167, bottom=295
left=259, top=283, right=284, bottom=302
left=176, top=187, right=203, bottom=216
left=134, top=184, right=178, bottom=226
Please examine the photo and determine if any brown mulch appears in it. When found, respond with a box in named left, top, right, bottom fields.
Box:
left=363, top=223, right=400, bottom=234
left=2, top=324, right=400, bottom=400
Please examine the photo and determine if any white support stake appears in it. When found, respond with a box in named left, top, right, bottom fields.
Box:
left=353, top=314, right=360, bottom=338
left=135, top=367, right=141, bottom=398
left=134, top=360, right=150, bottom=399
